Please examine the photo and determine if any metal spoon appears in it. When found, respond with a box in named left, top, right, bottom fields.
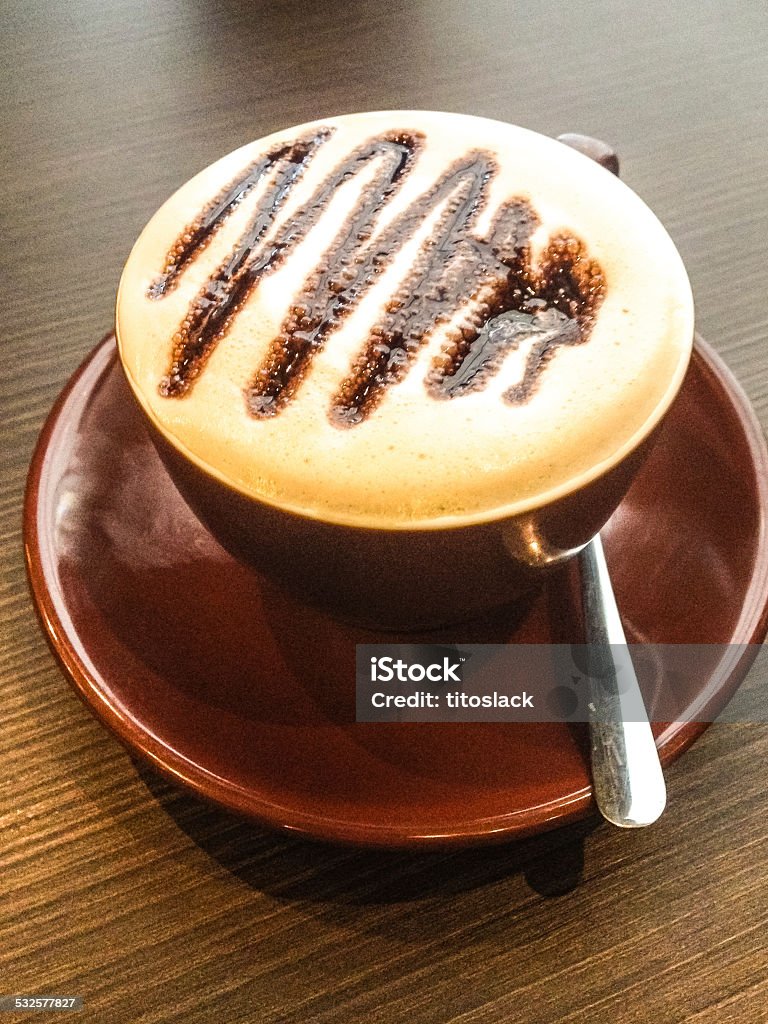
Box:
left=553, top=134, right=665, bottom=824
left=579, top=535, right=667, bottom=827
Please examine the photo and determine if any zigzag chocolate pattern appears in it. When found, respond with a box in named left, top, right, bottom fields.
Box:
left=151, top=128, right=606, bottom=425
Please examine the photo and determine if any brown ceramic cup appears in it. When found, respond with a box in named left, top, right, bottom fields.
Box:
left=145, top=417, right=658, bottom=630
left=116, top=120, right=694, bottom=630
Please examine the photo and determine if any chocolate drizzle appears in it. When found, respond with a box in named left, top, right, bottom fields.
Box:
left=154, top=128, right=335, bottom=396
left=151, top=126, right=606, bottom=423
left=244, top=133, right=421, bottom=415
left=426, top=232, right=605, bottom=406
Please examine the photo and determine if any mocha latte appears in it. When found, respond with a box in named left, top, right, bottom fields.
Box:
left=117, top=111, right=693, bottom=527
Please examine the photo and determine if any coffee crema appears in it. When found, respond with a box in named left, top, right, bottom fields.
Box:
left=117, top=111, right=694, bottom=526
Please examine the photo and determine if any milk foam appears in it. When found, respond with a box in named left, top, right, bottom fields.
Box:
left=116, top=111, right=694, bottom=527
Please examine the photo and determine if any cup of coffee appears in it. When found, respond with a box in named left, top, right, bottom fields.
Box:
left=116, top=111, right=694, bottom=629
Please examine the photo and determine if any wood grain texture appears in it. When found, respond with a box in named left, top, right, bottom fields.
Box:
left=2, top=1, right=768, bottom=1021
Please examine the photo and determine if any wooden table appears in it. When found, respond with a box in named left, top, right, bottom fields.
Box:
left=3, top=2, right=768, bottom=1020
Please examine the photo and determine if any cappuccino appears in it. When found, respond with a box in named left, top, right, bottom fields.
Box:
left=117, top=111, right=693, bottom=527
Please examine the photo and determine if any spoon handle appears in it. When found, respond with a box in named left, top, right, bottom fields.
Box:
left=580, top=536, right=667, bottom=827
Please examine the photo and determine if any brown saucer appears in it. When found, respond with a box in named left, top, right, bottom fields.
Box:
left=24, top=334, right=768, bottom=848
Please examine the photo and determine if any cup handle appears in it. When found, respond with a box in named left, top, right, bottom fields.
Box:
left=556, top=133, right=620, bottom=177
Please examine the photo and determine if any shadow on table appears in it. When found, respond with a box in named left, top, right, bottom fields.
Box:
left=133, top=758, right=599, bottom=904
